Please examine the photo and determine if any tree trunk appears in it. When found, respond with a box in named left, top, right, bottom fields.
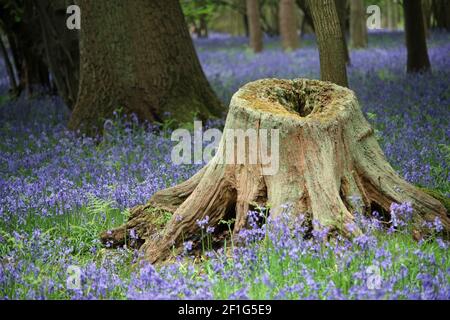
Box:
left=279, top=0, right=300, bottom=50
left=243, top=12, right=250, bottom=37
left=199, top=15, right=209, bottom=38
left=246, top=0, right=264, bottom=52
left=0, top=1, right=52, bottom=96
left=432, top=0, right=450, bottom=31
left=308, top=0, right=349, bottom=87
left=296, top=0, right=316, bottom=33
left=392, top=0, right=400, bottom=30
left=270, top=2, right=280, bottom=36
left=387, top=0, right=395, bottom=30
left=101, top=78, right=449, bottom=263
left=35, top=0, right=80, bottom=109
left=334, top=0, right=350, bottom=64
left=350, top=0, right=368, bottom=48
left=422, top=0, right=432, bottom=37
left=0, top=33, right=18, bottom=94
left=403, top=0, right=431, bottom=73
left=68, top=0, right=223, bottom=134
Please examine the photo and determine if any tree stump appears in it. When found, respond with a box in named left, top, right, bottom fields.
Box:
left=101, top=78, right=449, bottom=263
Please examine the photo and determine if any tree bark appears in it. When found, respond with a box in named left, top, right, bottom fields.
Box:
left=350, top=0, right=368, bottom=48
left=308, top=0, right=349, bottom=87
left=246, top=0, right=264, bottom=52
left=69, top=0, right=223, bottom=134
left=334, top=0, right=350, bottom=64
left=279, top=0, right=300, bottom=50
left=101, top=78, right=449, bottom=263
left=403, top=0, right=431, bottom=73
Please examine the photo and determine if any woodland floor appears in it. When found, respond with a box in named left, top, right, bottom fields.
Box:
left=0, top=31, right=449, bottom=299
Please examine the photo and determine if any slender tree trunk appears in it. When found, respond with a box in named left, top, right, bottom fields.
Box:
left=296, top=0, right=316, bottom=32
left=298, top=8, right=306, bottom=38
left=243, top=12, right=250, bottom=37
left=270, top=2, right=280, bottom=36
left=246, top=0, right=264, bottom=52
left=69, top=0, right=223, bottom=134
left=0, top=1, right=51, bottom=96
left=432, top=0, right=450, bottom=31
left=308, top=0, right=349, bottom=87
left=387, top=0, right=394, bottom=30
left=392, top=0, right=399, bottom=30
left=279, top=0, right=300, bottom=50
left=403, top=0, right=431, bottom=73
left=101, top=78, right=450, bottom=263
left=35, top=0, right=80, bottom=109
left=0, top=33, right=18, bottom=93
left=334, top=0, right=350, bottom=64
left=422, top=0, right=432, bottom=37
left=350, top=0, right=368, bottom=48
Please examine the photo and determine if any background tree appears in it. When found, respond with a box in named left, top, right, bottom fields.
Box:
left=422, top=0, right=432, bottom=37
left=279, top=0, right=300, bottom=50
left=0, top=28, right=18, bottom=93
left=69, top=0, right=223, bottom=134
left=308, top=0, right=349, bottom=87
left=0, top=0, right=52, bottom=96
left=296, top=0, right=316, bottom=33
left=181, top=0, right=218, bottom=38
left=246, top=0, right=264, bottom=52
left=350, top=0, right=367, bottom=48
left=403, top=0, right=431, bottom=73
left=34, top=0, right=79, bottom=109
left=431, top=0, right=450, bottom=31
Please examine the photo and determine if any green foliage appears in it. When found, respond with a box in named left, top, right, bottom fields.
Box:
left=181, top=0, right=219, bottom=29
left=2, top=0, right=25, bottom=23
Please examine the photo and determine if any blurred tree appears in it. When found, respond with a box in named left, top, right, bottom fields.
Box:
left=431, top=0, right=450, bottom=31
left=403, top=0, right=431, bottom=73
left=279, top=0, right=300, bottom=50
left=0, top=29, right=18, bottom=93
left=422, top=0, right=432, bottom=37
left=350, top=0, right=367, bottom=48
left=34, top=0, right=79, bottom=109
left=181, top=0, right=217, bottom=38
left=246, top=0, right=264, bottom=52
left=69, top=0, right=223, bottom=134
left=0, top=0, right=52, bottom=96
left=295, top=0, right=315, bottom=33
left=263, top=0, right=280, bottom=36
left=308, top=0, right=349, bottom=87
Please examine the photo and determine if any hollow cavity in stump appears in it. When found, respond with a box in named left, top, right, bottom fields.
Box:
left=101, top=78, right=449, bottom=263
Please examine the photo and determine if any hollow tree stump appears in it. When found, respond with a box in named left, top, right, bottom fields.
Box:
left=101, top=78, right=449, bottom=263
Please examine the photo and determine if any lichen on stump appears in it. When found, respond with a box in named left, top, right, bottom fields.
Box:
left=100, top=78, right=450, bottom=263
